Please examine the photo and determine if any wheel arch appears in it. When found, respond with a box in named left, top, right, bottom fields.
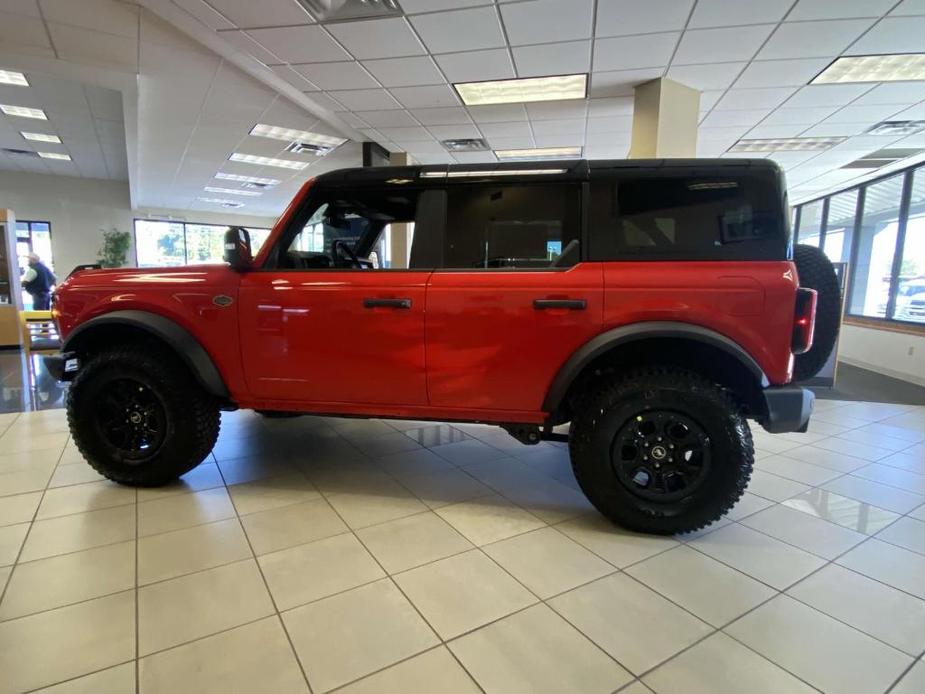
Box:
left=544, top=322, right=770, bottom=423
left=63, top=309, right=230, bottom=400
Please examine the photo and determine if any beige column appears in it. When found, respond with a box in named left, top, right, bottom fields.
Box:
left=629, top=78, right=701, bottom=159
left=388, top=152, right=412, bottom=268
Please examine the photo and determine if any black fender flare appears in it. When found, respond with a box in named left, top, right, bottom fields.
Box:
left=63, top=310, right=230, bottom=399
left=542, top=321, right=769, bottom=413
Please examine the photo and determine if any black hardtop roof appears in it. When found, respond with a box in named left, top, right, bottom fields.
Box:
left=312, top=158, right=782, bottom=186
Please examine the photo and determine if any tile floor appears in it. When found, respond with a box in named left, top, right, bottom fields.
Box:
left=0, top=400, right=924, bottom=693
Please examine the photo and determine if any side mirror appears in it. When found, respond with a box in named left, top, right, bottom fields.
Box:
left=224, top=227, right=252, bottom=271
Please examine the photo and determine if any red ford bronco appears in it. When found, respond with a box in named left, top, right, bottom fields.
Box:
left=46, top=159, right=839, bottom=535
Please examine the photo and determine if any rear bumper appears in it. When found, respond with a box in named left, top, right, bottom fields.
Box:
left=760, top=385, right=814, bottom=433
left=42, top=352, right=79, bottom=382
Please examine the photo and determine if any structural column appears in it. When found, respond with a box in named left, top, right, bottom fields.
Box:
left=388, top=151, right=412, bottom=269
left=629, top=78, right=701, bottom=158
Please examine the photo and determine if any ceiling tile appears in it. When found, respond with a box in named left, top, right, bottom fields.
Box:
left=593, top=33, right=678, bottom=71
left=747, top=124, right=814, bottom=138
left=891, top=0, right=925, bottom=15
left=435, top=49, right=515, bottom=83
left=513, top=41, right=591, bottom=78
left=411, top=107, right=474, bottom=125
left=245, top=26, right=348, bottom=63
left=587, top=116, right=633, bottom=133
left=485, top=135, right=536, bottom=149
left=389, top=84, right=460, bottom=109
left=195, top=0, right=313, bottom=28
left=674, top=25, right=776, bottom=64
left=800, top=122, right=869, bottom=137
left=854, top=83, right=925, bottom=106
left=362, top=56, right=444, bottom=87
left=42, top=0, right=138, bottom=38
left=400, top=0, right=486, bottom=11
left=328, top=88, right=401, bottom=110
left=326, top=18, right=425, bottom=60
left=526, top=100, right=587, bottom=121
left=788, top=0, right=896, bottom=20
left=306, top=92, right=346, bottom=112
left=376, top=126, right=432, bottom=141
left=427, top=123, right=481, bottom=139
left=716, top=87, right=797, bottom=110
left=588, top=97, right=633, bottom=117
left=586, top=129, right=631, bottom=145
left=850, top=16, right=925, bottom=53
left=531, top=118, right=585, bottom=135
left=699, top=91, right=724, bottom=111
left=410, top=7, right=505, bottom=54
left=394, top=139, right=444, bottom=153
left=172, top=0, right=235, bottom=30
left=596, top=0, right=693, bottom=36
left=667, top=62, right=746, bottom=90
left=292, top=62, right=377, bottom=90
left=477, top=121, right=533, bottom=137
left=701, top=109, right=772, bottom=127
left=761, top=106, right=840, bottom=125
left=699, top=125, right=750, bottom=140
left=533, top=133, right=583, bottom=147
left=337, top=112, right=369, bottom=128
left=823, top=104, right=905, bottom=124
left=500, top=0, right=593, bottom=45
left=269, top=65, right=318, bottom=91
left=758, top=19, right=875, bottom=59
left=452, top=151, right=497, bottom=163
left=784, top=84, right=874, bottom=107
left=688, top=0, right=793, bottom=28
left=589, top=68, right=664, bottom=98
left=734, top=59, right=831, bottom=88
left=467, top=103, right=528, bottom=123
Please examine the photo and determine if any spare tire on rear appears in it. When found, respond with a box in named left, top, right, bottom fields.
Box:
left=793, top=244, right=841, bottom=381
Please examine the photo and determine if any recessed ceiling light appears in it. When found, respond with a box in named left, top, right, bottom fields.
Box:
left=0, top=70, right=28, bottom=86
left=441, top=138, right=489, bottom=152
left=421, top=169, right=568, bottom=178
left=249, top=124, right=347, bottom=155
left=866, top=120, right=925, bottom=136
left=729, top=137, right=846, bottom=152
left=813, top=54, right=925, bottom=84
left=494, top=146, right=582, bottom=161
left=0, top=104, right=46, bottom=120
left=454, top=74, right=587, bottom=106
left=21, top=132, right=61, bottom=143
left=204, top=186, right=262, bottom=197
left=229, top=152, right=308, bottom=170
left=298, top=0, right=402, bottom=22
left=198, top=197, right=245, bottom=208
left=215, top=172, right=280, bottom=185
left=38, top=152, right=71, bottom=161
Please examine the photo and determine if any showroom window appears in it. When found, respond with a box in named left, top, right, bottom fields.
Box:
left=134, top=220, right=270, bottom=267
left=15, top=220, right=54, bottom=309
left=443, top=184, right=580, bottom=268
left=793, top=161, right=925, bottom=327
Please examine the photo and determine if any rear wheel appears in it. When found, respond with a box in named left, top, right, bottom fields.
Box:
left=569, top=368, right=753, bottom=535
left=67, top=346, right=220, bottom=486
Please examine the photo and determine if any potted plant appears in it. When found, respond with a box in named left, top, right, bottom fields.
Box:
left=98, top=228, right=131, bottom=268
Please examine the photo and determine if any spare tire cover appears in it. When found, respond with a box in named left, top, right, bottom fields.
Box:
left=792, top=244, right=841, bottom=381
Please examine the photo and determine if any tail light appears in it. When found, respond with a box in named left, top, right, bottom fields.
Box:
left=792, top=287, right=817, bottom=354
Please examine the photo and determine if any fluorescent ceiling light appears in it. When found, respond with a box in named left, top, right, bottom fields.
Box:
left=204, top=186, right=262, bottom=197
left=250, top=123, right=346, bottom=149
left=198, top=197, right=244, bottom=207
left=729, top=137, right=846, bottom=152
left=215, top=172, right=280, bottom=185
left=0, top=70, right=28, bottom=86
left=455, top=74, right=587, bottom=106
left=813, top=54, right=925, bottom=84
left=494, top=146, right=582, bottom=161
left=0, top=104, right=46, bottom=119
left=421, top=169, right=568, bottom=178
left=21, top=132, right=61, bottom=143
left=229, top=152, right=308, bottom=170
left=38, top=152, right=71, bottom=161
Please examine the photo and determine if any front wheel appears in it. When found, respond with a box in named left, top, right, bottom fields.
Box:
left=569, top=368, right=753, bottom=535
left=67, top=346, right=220, bottom=486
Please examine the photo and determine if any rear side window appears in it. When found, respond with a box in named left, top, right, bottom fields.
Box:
left=589, top=173, right=788, bottom=260
left=443, top=184, right=581, bottom=269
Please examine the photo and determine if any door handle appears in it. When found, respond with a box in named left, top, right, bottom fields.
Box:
left=533, top=299, right=587, bottom=310
left=363, top=297, right=412, bottom=309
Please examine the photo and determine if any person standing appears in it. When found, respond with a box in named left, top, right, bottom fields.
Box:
left=21, top=252, right=56, bottom=310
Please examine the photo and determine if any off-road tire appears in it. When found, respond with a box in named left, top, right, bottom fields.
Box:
left=793, top=244, right=841, bottom=381
left=67, top=346, right=220, bottom=486
left=569, top=367, right=753, bottom=535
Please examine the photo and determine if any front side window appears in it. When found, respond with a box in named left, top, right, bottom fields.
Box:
left=822, top=190, right=858, bottom=263
left=134, top=220, right=270, bottom=267
left=797, top=199, right=823, bottom=248
left=442, top=184, right=580, bottom=269
left=895, top=169, right=925, bottom=323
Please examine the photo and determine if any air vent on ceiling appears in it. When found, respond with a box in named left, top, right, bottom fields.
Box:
left=441, top=138, right=489, bottom=152
left=242, top=181, right=274, bottom=190
left=2, top=148, right=39, bottom=157
left=285, top=141, right=336, bottom=156
left=221, top=201, right=244, bottom=209
left=297, top=0, right=402, bottom=22
left=866, top=120, right=925, bottom=136
left=841, top=147, right=923, bottom=170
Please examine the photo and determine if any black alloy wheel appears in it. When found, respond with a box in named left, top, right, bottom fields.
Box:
left=94, top=377, right=167, bottom=463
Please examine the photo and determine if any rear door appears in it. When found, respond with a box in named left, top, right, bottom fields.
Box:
left=425, top=180, right=603, bottom=414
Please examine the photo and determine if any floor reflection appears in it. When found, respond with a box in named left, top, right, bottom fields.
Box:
left=0, top=350, right=66, bottom=412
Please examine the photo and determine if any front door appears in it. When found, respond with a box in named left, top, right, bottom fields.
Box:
left=239, top=186, right=431, bottom=406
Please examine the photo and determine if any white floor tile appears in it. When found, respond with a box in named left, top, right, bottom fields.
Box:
left=739, top=504, right=866, bottom=559
left=836, top=539, right=925, bottom=599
